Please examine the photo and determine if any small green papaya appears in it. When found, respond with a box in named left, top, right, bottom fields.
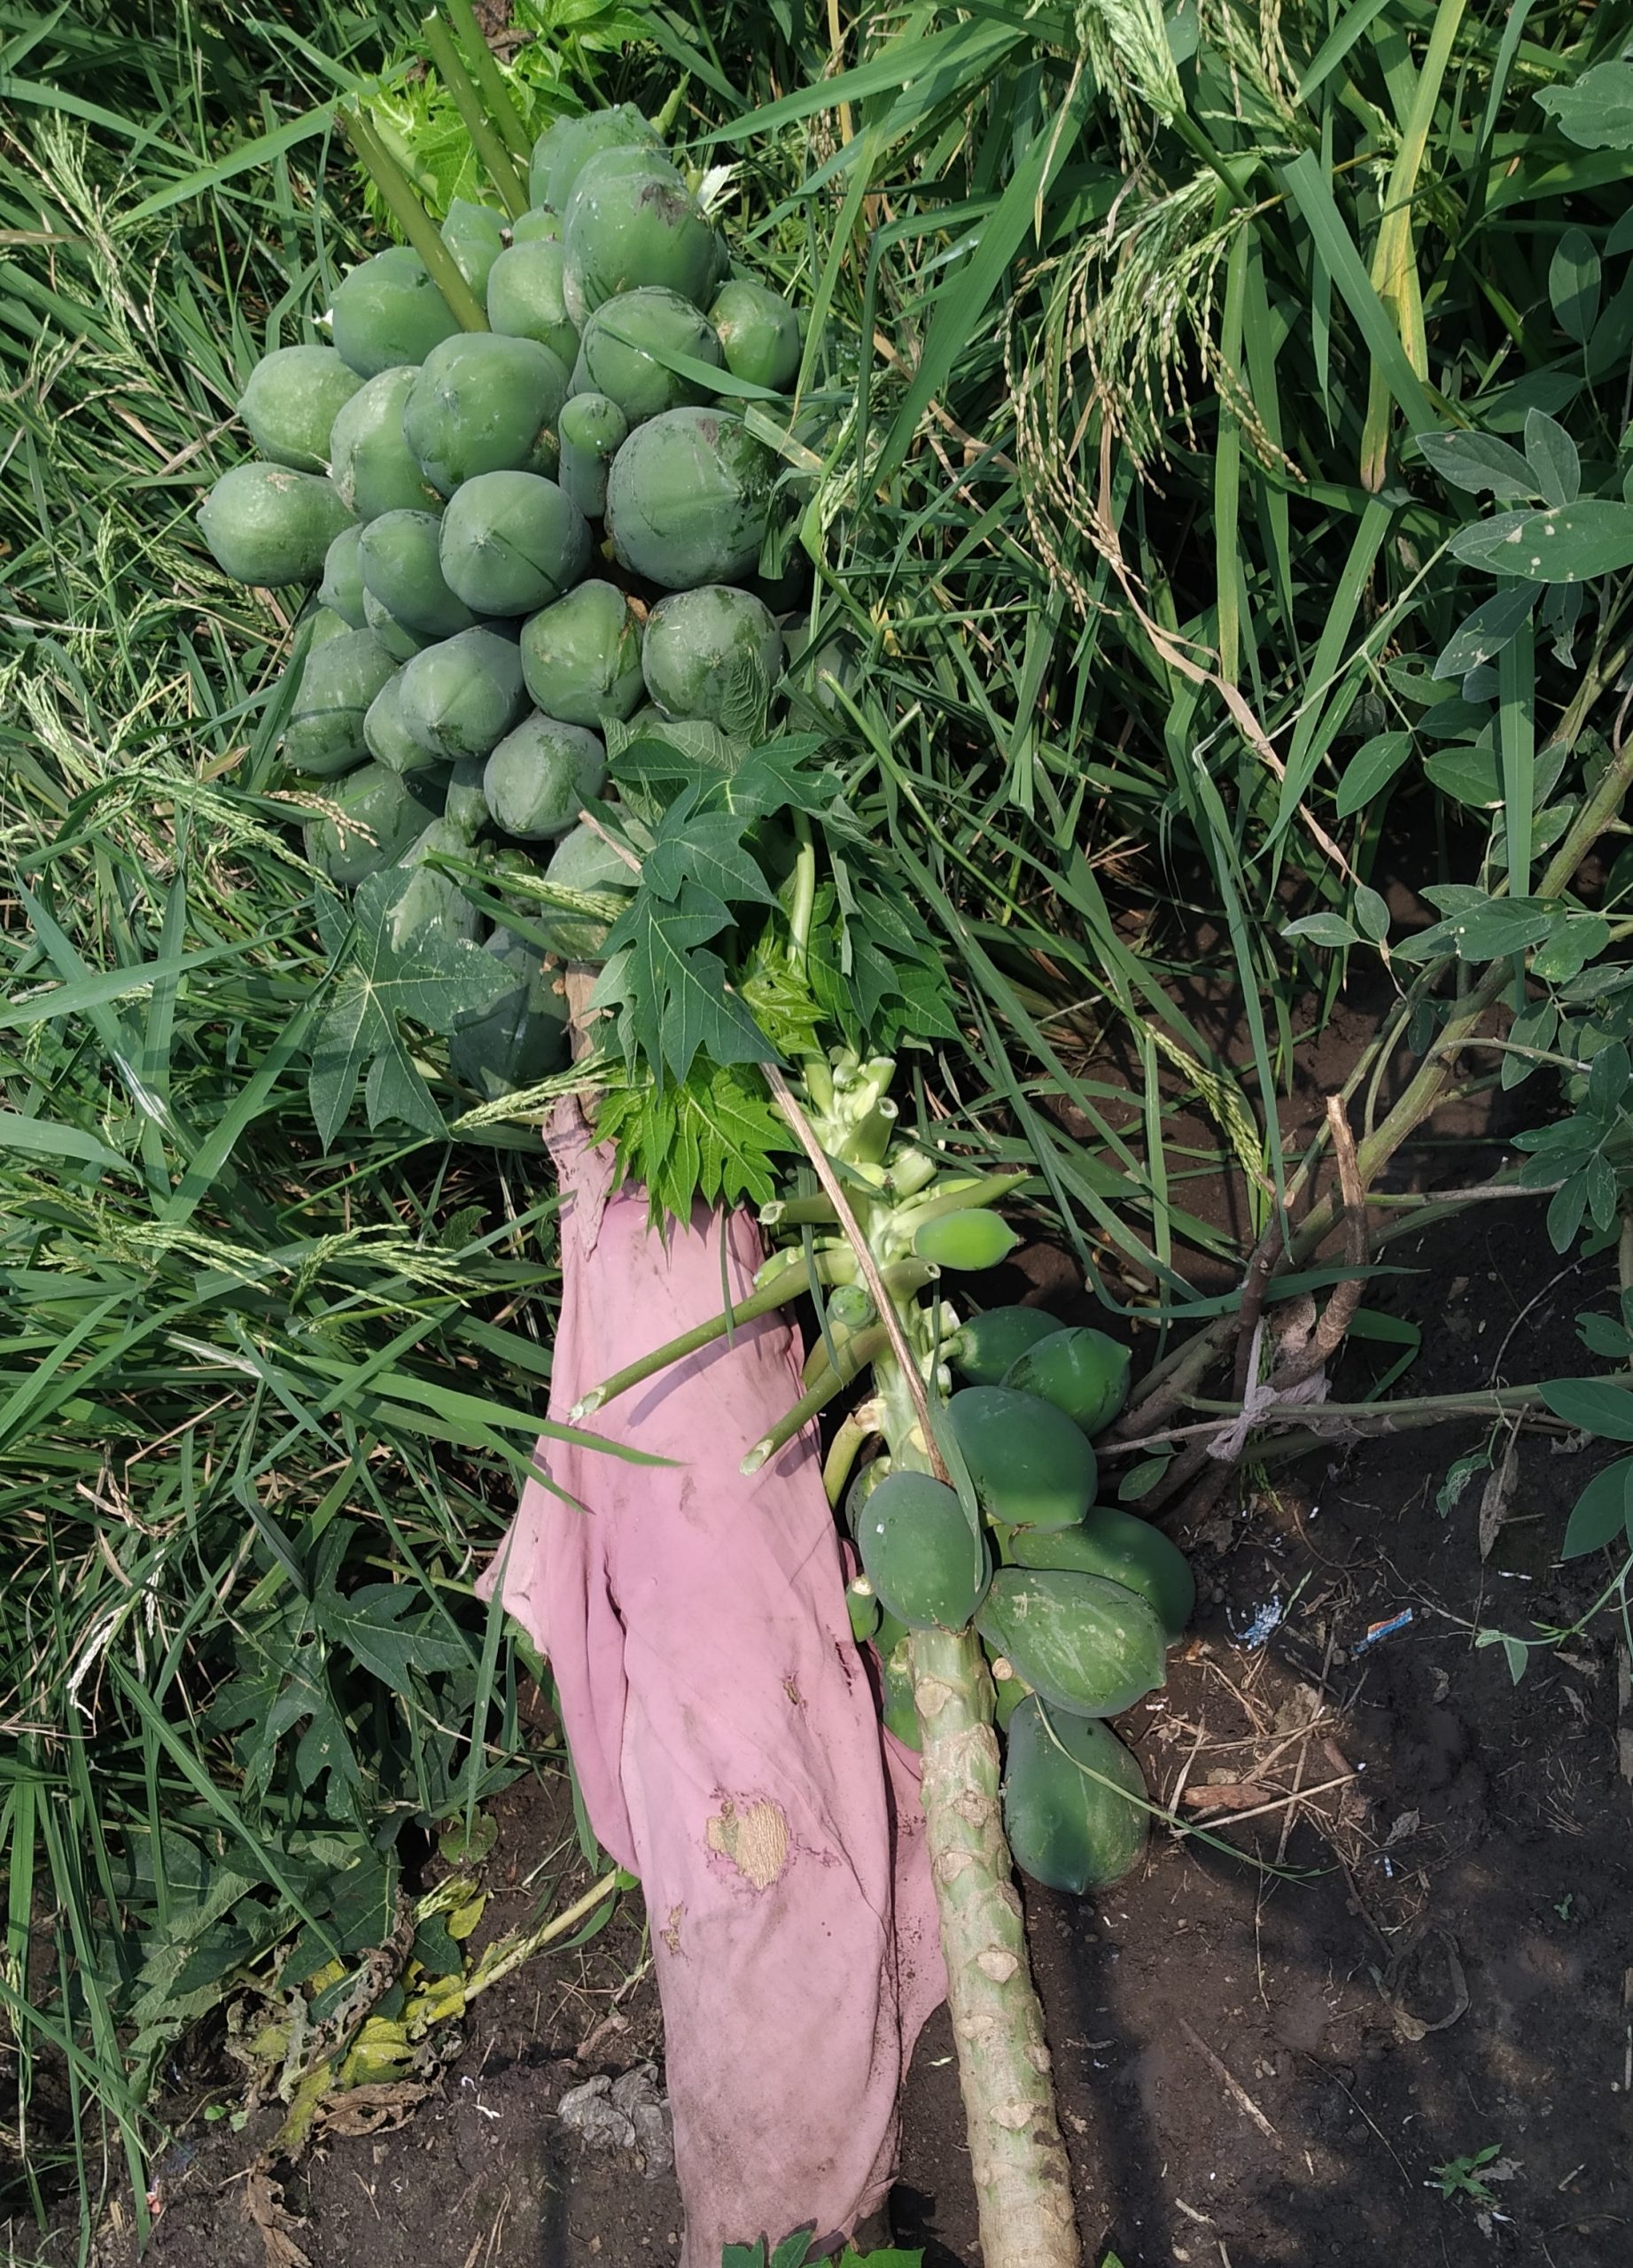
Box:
left=303, top=761, right=444, bottom=887
left=439, top=470, right=592, bottom=617
left=529, top=818, right=637, bottom=957
left=364, top=671, right=444, bottom=776
left=443, top=757, right=490, bottom=841
left=1002, top=1696, right=1148, bottom=1892
left=856, top=1470, right=991, bottom=1633
left=402, top=333, right=571, bottom=495
left=329, top=369, right=441, bottom=522
left=949, top=1305, right=1065, bottom=1386
left=572, top=288, right=723, bottom=425
left=1003, top=1508, right=1194, bottom=1642
left=361, top=586, right=432, bottom=664
left=561, top=146, right=724, bottom=319
left=946, top=1386, right=1096, bottom=1531
left=330, top=245, right=462, bottom=377
left=198, top=464, right=353, bottom=587
left=357, top=509, right=479, bottom=641
left=282, top=628, right=397, bottom=776
left=448, top=929, right=569, bottom=1098
left=1001, top=1326, right=1131, bottom=1437
left=511, top=206, right=562, bottom=245
left=708, top=279, right=801, bottom=392
left=641, top=585, right=782, bottom=729
left=237, top=344, right=363, bottom=471
left=556, top=390, right=628, bottom=519
left=440, top=198, right=506, bottom=297
left=976, top=1567, right=1165, bottom=1719
left=486, top=238, right=579, bottom=369
left=530, top=104, right=661, bottom=214
left=307, top=606, right=352, bottom=649
left=911, top=1208, right=1022, bottom=1271
left=398, top=626, right=529, bottom=762
left=318, top=524, right=369, bottom=629
left=605, top=407, right=774, bottom=590
left=520, top=579, right=644, bottom=726
left=388, top=818, right=484, bottom=945
left=483, top=712, right=606, bottom=841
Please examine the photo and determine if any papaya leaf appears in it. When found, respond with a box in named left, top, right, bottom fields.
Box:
left=593, top=883, right=775, bottom=1086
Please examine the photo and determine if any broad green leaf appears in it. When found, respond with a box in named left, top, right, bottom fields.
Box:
left=1334, top=731, right=1412, bottom=816
left=1539, top=1377, right=1633, bottom=1440
left=1559, top=1456, right=1633, bottom=1557
left=642, top=808, right=778, bottom=915
left=1422, top=742, right=1503, bottom=806
left=594, top=887, right=774, bottom=1087
left=1536, top=60, right=1633, bottom=150
left=1531, top=913, right=1609, bottom=983
left=1450, top=499, right=1633, bottom=581
left=1413, top=428, right=1535, bottom=500
left=1352, top=885, right=1390, bottom=943
left=1523, top=408, right=1581, bottom=507
left=1432, top=584, right=1536, bottom=680
left=1282, top=913, right=1359, bottom=948
left=1550, top=227, right=1601, bottom=344
left=315, top=1582, right=470, bottom=1687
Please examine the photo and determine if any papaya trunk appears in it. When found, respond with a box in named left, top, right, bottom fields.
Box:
left=876, top=1350, right=1081, bottom=2268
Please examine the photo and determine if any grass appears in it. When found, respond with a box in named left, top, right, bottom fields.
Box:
left=5, top=0, right=1633, bottom=2249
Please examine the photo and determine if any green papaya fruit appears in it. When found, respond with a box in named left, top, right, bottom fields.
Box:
left=641, top=584, right=782, bottom=728
left=282, top=627, right=397, bottom=776
left=1001, top=1326, right=1131, bottom=1437
left=1003, top=1508, right=1194, bottom=1642
left=329, top=369, right=442, bottom=522
left=879, top=1633, right=921, bottom=1752
left=511, top=206, right=562, bottom=245
left=398, top=626, right=529, bottom=761
left=1002, top=1696, right=1148, bottom=1892
left=448, top=929, right=569, bottom=1098
left=402, top=333, right=571, bottom=496
left=389, top=818, right=484, bottom=945
left=361, top=585, right=432, bottom=664
left=486, top=239, right=579, bottom=368
left=857, top=1469, right=991, bottom=1634
left=237, top=344, right=362, bottom=471
left=605, top=407, right=774, bottom=590
left=561, top=147, right=724, bottom=322
left=307, top=605, right=352, bottom=649
left=444, top=757, right=490, bottom=841
left=530, top=104, right=661, bottom=214
left=572, top=288, right=723, bottom=425
left=318, top=524, right=369, bottom=628
left=708, top=279, right=802, bottom=392
left=522, top=818, right=638, bottom=957
left=976, top=1567, right=1165, bottom=1719
left=303, top=760, right=444, bottom=887
left=949, top=1305, right=1066, bottom=1386
left=946, top=1385, right=1096, bottom=1531
left=330, top=245, right=462, bottom=377
left=520, top=579, right=644, bottom=726
left=440, top=198, right=506, bottom=297
left=911, top=1208, right=1022, bottom=1271
left=439, top=470, right=592, bottom=617
left=364, top=671, right=444, bottom=776
left=198, top=464, right=352, bottom=588
left=483, top=712, right=606, bottom=840
left=556, top=389, right=627, bottom=519
left=357, top=509, right=479, bottom=641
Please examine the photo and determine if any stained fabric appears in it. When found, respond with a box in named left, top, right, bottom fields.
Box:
left=478, top=1101, right=945, bottom=2263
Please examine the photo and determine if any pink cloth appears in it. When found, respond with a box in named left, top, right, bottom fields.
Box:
left=478, top=1102, right=945, bottom=2263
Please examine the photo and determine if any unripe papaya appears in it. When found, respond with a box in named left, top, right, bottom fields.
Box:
left=856, top=1469, right=991, bottom=1634
left=403, top=333, right=571, bottom=496
left=1002, top=1326, right=1131, bottom=1437
left=976, top=1567, right=1165, bottom=1718
left=846, top=1577, right=882, bottom=1646
left=439, top=470, right=592, bottom=618
left=911, top=1208, right=1022, bottom=1271
left=357, top=509, right=479, bottom=641
left=561, top=146, right=724, bottom=320
left=641, top=585, right=782, bottom=730
left=520, top=579, right=644, bottom=726
left=949, top=1304, right=1065, bottom=1386
left=448, top=929, right=569, bottom=1099
left=329, top=369, right=440, bottom=522
left=605, top=406, right=774, bottom=590
left=361, top=586, right=432, bottom=664
left=530, top=105, right=661, bottom=214
left=1003, top=1507, right=1194, bottom=1642
left=330, top=245, right=462, bottom=377
left=364, top=672, right=443, bottom=777
left=440, top=198, right=506, bottom=297
left=198, top=464, right=352, bottom=588
left=389, top=819, right=484, bottom=947
left=282, top=627, right=397, bottom=777
left=303, top=760, right=444, bottom=888
left=572, top=288, right=723, bottom=425
left=483, top=712, right=606, bottom=841
left=318, top=524, right=369, bottom=629
left=529, top=819, right=636, bottom=957
left=1002, top=1696, right=1148, bottom=1892
left=511, top=206, right=562, bottom=245
left=398, top=626, right=528, bottom=762
left=946, top=1386, right=1095, bottom=1531
left=709, top=279, right=802, bottom=392
left=443, top=757, right=490, bottom=842
left=486, top=238, right=579, bottom=369
left=237, top=344, right=362, bottom=472
left=557, top=390, right=627, bottom=519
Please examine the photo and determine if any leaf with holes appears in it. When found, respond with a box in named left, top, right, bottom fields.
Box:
left=1450, top=499, right=1633, bottom=582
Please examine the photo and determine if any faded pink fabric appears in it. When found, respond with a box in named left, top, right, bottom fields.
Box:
left=478, top=1101, right=945, bottom=2263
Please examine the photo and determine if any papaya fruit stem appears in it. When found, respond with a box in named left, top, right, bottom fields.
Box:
left=341, top=109, right=490, bottom=332
left=739, top=1323, right=890, bottom=1474
left=821, top=1405, right=877, bottom=1505
left=761, top=1192, right=840, bottom=1228
left=891, top=1166, right=1031, bottom=1240
left=420, top=14, right=529, bottom=218
left=567, top=1253, right=831, bottom=1418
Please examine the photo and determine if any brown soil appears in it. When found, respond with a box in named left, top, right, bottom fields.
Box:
left=12, top=1203, right=1633, bottom=2268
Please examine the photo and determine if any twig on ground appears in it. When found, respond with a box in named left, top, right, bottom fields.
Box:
left=1177, top=2017, right=1281, bottom=2146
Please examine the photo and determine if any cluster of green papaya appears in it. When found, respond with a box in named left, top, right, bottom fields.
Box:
left=846, top=1308, right=1192, bottom=1897
left=197, top=104, right=819, bottom=1099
